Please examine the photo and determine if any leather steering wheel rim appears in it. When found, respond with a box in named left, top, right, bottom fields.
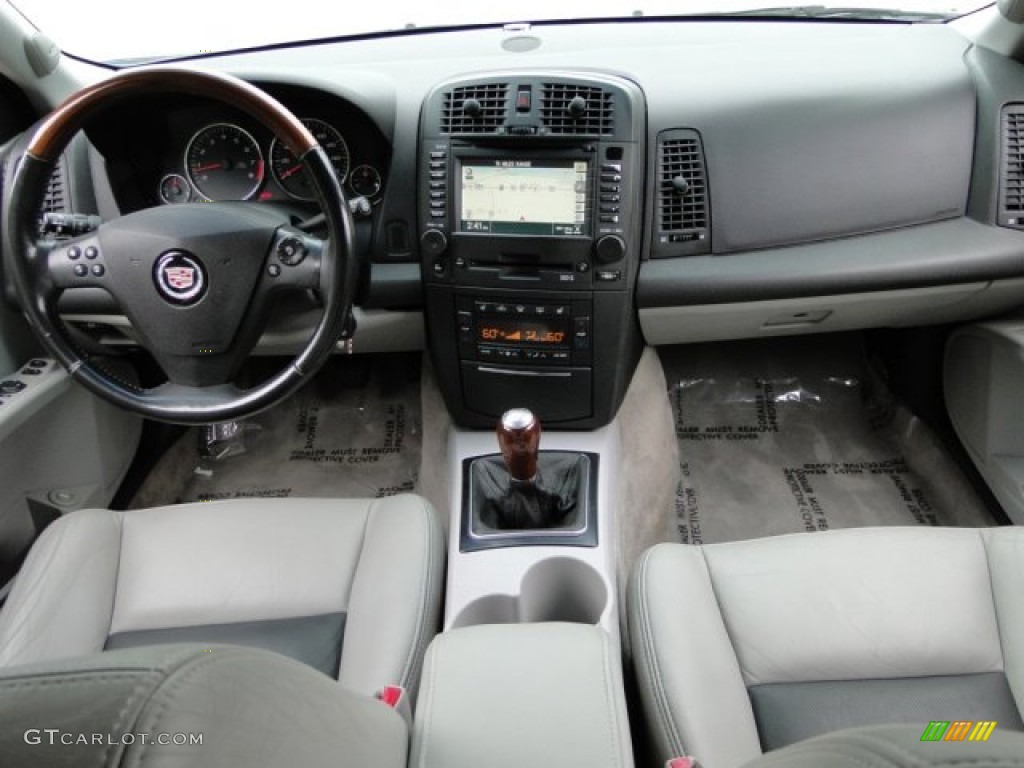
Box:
left=4, top=67, right=357, bottom=424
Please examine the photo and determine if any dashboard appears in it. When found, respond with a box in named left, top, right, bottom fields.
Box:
left=5, top=18, right=1024, bottom=427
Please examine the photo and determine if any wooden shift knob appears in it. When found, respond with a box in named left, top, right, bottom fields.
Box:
left=497, top=408, right=541, bottom=482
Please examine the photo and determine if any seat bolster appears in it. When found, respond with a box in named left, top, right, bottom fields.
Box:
left=704, top=528, right=1005, bottom=685
left=982, top=527, right=1024, bottom=715
left=0, top=509, right=122, bottom=667
left=340, top=494, right=445, bottom=699
left=628, top=543, right=762, bottom=768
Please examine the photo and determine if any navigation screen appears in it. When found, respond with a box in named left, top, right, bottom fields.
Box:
left=459, top=159, right=588, bottom=236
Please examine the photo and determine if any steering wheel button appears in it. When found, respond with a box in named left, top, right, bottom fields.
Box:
left=91, top=264, right=105, bottom=277
left=73, top=264, right=88, bottom=277
left=68, top=247, right=81, bottom=260
left=277, top=237, right=307, bottom=266
left=85, top=246, right=99, bottom=260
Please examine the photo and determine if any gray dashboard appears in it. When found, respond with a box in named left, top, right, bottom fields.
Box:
left=9, top=19, right=1024, bottom=346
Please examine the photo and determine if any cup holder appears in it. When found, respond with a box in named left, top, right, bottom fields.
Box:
left=452, top=557, right=608, bottom=627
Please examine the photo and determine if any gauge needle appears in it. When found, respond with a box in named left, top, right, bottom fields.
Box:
left=279, top=164, right=303, bottom=180
left=193, top=162, right=223, bottom=173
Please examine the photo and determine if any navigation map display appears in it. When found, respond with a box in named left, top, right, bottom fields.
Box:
left=459, top=159, right=588, bottom=236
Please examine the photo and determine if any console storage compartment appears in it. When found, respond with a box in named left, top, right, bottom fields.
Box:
left=410, top=623, right=633, bottom=768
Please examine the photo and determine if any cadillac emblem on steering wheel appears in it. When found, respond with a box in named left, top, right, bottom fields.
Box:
left=154, top=251, right=207, bottom=305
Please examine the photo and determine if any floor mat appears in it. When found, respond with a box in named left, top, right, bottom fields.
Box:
left=130, top=354, right=421, bottom=507
left=660, top=337, right=994, bottom=544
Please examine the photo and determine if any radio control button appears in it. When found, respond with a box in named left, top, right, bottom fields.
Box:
left=596, top=270, right=622, bottom=282
left=478, top=346, right=496, bottom=359
left=574, top=317, right=591, bottom=350
left=551, top=351, right=571, bottom=362
left=602, top=163, right=622, bottom=173
left=430, top=151, right=446, bottom=160
left=429, top=181, right=446, bottom=190
left=554, top=305, right=569, bottom=316
left=533, top=305, right=547, bottom=316
left=494, top=304, right=510, bottom=314
left=432, top=259, right=448, bottom=277
left=514, top=304, right=527, bottom=314
left=600, top=173, right=622, bottom=183
left=475, top=302, right=492, bottom=313
left=429, top=171, right=445, bottom=180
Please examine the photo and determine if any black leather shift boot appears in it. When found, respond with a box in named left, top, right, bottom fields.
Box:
left=473, top=452, right=585, bottom=530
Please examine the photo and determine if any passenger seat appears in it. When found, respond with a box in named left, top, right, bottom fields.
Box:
left=627, top=527, right=1024, bottom=768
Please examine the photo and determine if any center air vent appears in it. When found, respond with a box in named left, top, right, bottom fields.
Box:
left=540, top=84, right=613, bottom=136
left=999, top=104, right=1024, bottom=229
left=653, top=129, right=710, bottom=257
left=441, top=84, right=509, bottom=134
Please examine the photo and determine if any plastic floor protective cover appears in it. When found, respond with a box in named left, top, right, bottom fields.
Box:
left=130, top=355, right=421, bottom=507
left=660, top=337, right=994, bottom=544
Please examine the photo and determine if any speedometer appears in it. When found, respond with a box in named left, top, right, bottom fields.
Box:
left=270, top=118, right=350, bottom=201
left=185, top=123, right=264, bottom=201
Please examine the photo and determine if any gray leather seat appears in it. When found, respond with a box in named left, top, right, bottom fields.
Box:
left=628, top=527, right=1024, bottom=768
left=0, top=644, right=409, bottom=768
left=0, top=495, right=445, bottom=699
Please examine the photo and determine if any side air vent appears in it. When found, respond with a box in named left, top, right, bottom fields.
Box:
left=999, top=104, right=1024, bottom=229
left=653, top=129, right=710, bottom=257
left=40, top=158, right=67, bottom=216
left=35, top=155, right=70, bottom=236
left=441, top=84, right=508, bottom=134
left=540, top=83, right=613, bottom=136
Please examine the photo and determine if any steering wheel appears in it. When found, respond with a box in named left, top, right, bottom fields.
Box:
left=4, top=68, right=356, bottom=424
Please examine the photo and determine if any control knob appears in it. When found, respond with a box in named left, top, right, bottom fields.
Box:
left=421, top=229, right=448, bottom=257
left=593, top=234, right=626, bottom=264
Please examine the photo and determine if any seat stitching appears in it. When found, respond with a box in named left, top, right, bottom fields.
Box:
left=636, top=548, right=685, bottom=757
left=979, top=530, right=1013, bottom=683
left=108, top=512, right=125, bottom=640
left=398, top=496, right=438, bottom=690
left=600, top=629, right=623, bottom=768
left=338, top=500, right=374, bottom=681
left=417, top=642, right=440, bottom=768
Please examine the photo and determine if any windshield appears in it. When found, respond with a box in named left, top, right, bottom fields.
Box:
left=8, top=0, right=992, bottom=65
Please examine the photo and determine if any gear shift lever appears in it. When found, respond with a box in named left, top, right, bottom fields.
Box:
left=497, top=408, right=541, bottom=483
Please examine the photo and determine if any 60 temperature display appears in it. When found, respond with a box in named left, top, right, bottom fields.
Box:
left=477, top=320, right=568, bottom=346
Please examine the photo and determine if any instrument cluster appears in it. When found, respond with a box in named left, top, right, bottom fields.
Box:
left=159, top=116, right=382, bottom=206
left=87, top=85, right=389, bottom=214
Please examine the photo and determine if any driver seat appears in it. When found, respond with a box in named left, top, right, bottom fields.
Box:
left=0, top=495, right=444, bottom=699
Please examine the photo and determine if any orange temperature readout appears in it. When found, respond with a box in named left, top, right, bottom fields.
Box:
left=478, top=322, right=568, bottom=346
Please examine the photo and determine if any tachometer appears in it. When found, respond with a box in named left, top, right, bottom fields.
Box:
left=185, top=123, right=264, bottom=201
left=270, top=118, right=350, bottom=201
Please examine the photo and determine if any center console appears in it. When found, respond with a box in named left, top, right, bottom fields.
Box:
left=419, top=72, right=646, bottom=429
